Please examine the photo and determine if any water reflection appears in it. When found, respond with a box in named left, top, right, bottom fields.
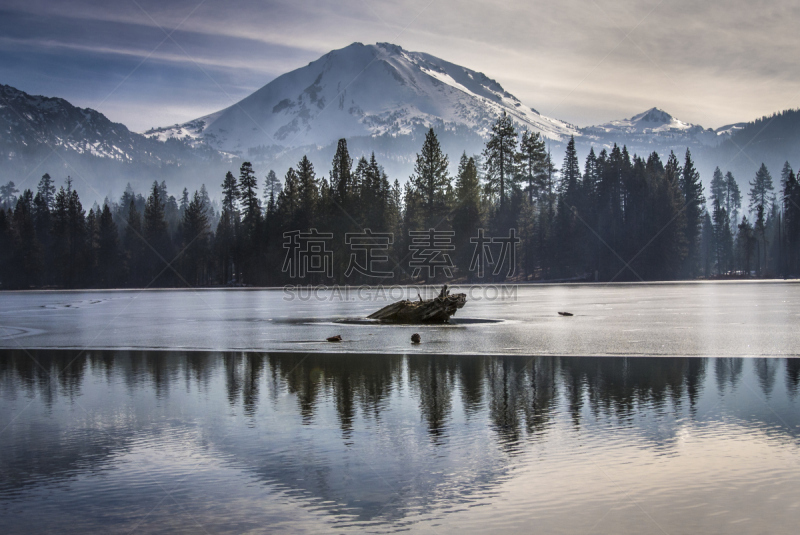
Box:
left=788, top=358, right=800, bottom=397
left=715, top=357, right=743, bottom=392
left=1, top=350, right=799, bottom=533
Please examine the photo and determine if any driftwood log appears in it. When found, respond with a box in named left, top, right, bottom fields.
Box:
left=368, top=285, right=466, bottom=323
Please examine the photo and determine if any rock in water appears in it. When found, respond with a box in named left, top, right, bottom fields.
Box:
left=368, top=285, right=466, bottom=323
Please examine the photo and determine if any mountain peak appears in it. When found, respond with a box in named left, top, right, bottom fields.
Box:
left=587, top=106, right=696, bottom=136
left=146, top=43, right=577, bottom=153
left=631, top=107, right=673, bottom=124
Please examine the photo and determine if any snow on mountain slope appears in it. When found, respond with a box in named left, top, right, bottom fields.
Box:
left=585, top=107, right=698, bottom=135
left=145, top=42, right=578, bottom=154
left=578, top=106, right=738, bottom=149
left=714, top=122, right=747, bottom=137
left=0, top=83, right=231, bottom=167
left=1, top=83, right=152, bottom=162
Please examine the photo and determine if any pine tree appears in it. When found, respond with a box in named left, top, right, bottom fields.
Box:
left=783, top=167, right=799, bottom=275
left=0, top=181, right=19, bottom=208
left=710, top=167, right=727, bottom=208
left=69, top=186, right=87, bottom=287
left=179, top=188, right=190, bottom=216
left=9, top=190, right=42, bottom=288
left=665, top=151, right=681, bottom=185
left=748, top=164, right=774, bottom=275
left=277, top=167, right=300, bottom=229
left=296, top=155, right=318, bottom=230
left=754, top=204, right=767, bottom=275
left=780, top=161, right=794, bottom=192
left=330, top=138, right=353, bottom=208
left=238, top=162, right=262, bottom=283
left=553, top=137, right=582, bottom=276
left=37, top=173, right=56, bottom=210
left=680, top=149, right=705, bottom=277
left=749, top=163, right=775, bottom=214
left=483, top=112, right=518, bottom=210
left=452, top=153, right=482, bottom=277
left=712, top=200, right=733, bottom=275
left=725, top=172, right=741, bottom=233
left=409, top=128, right=451, bottom=228
left=217, top=171, right=241, bottom=284
left=580, top=148, right=601, bottom=278
left=0, top=208, right=10, bottom=286
left=86, top=208, right=99, bottom=284
left=143, top=181, right=171, bottom=285
left=737, top=216, right=755, bottom=275
left=701, top=212, right=714, bottom=277
left=32, top=189, right=52, bottom=285
left=582, top=147, right=599, bottom=197
left=164, top=191, right=180, bottom=239
left=519, top=130, right=547, bottom=202
left=97, top=203, right=119, bottom=287
left=182, top=190, right=211, bottom=286
left=353, top=156, right=370, bottom=221
left=221, top=171, right=240, bottom=214
left=122, top=200, right=143, bottom=286
left=239, top=162, right=260, bottom=227
left=263, top=170, right=281, bottom=210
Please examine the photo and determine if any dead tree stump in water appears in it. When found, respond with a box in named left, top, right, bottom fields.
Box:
left=368, top=285, right=466, bottom=323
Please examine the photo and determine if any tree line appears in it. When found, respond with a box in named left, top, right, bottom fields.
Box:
left=1, top=112, right=799, bottom=289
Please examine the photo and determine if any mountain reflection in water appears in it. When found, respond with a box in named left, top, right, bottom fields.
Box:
left=1, top=350, right=799, bottom=534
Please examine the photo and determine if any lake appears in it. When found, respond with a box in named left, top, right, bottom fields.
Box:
left=1, top=282, right=799, bottom=533
left=1, top=281, right=798, bottom=356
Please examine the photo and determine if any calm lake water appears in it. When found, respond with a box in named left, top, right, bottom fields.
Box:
left=1, top=282, right=799, bottom=533
left=1, top=351, right=799, bottom=534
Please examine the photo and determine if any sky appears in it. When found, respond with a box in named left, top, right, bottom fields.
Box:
left=1, top=0, right=798, bottom=132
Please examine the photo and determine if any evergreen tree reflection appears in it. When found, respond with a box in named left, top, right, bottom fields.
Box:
left=558, top=357, right=706, bottom=426
left=407, top=355, right=457, bottom=443
left=715, top=357, right=743, bottom=393
left=754, top=358, right=778, bottom=398
left=786, top=358, right=800, bottom=398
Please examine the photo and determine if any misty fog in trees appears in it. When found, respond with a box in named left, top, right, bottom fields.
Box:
left=2, top=111, right=799, bottom=289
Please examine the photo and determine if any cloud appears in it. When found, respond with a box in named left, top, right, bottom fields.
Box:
left=1, top=0, right=798, bottom=130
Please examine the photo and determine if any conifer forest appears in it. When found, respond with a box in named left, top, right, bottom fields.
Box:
left=1, top=113, right=798, bottom=289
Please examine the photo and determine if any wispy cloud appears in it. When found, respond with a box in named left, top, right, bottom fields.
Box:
left=2, top=0, right=798, bottom=131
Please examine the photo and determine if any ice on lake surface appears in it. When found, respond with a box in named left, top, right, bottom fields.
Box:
left=0, top=281, right=798, bottom=356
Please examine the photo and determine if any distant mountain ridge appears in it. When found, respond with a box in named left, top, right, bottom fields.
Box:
left=0, top=83, right=234, bottom=200
left=580, top=107, right=746, bottom=148
left=1, top=83, right=165, bottom=164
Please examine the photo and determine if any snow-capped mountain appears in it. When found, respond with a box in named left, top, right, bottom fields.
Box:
left=585, top=107, right=698, bottom=136
left=580, top=107, right=743, bottom=148
left=0, top=83, right=235, bottom=201
left=146, top=42, right=578, bottom=155
left=1, top=83, right=161, bottom=163
left=0, top=83, right=230, bottom=166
